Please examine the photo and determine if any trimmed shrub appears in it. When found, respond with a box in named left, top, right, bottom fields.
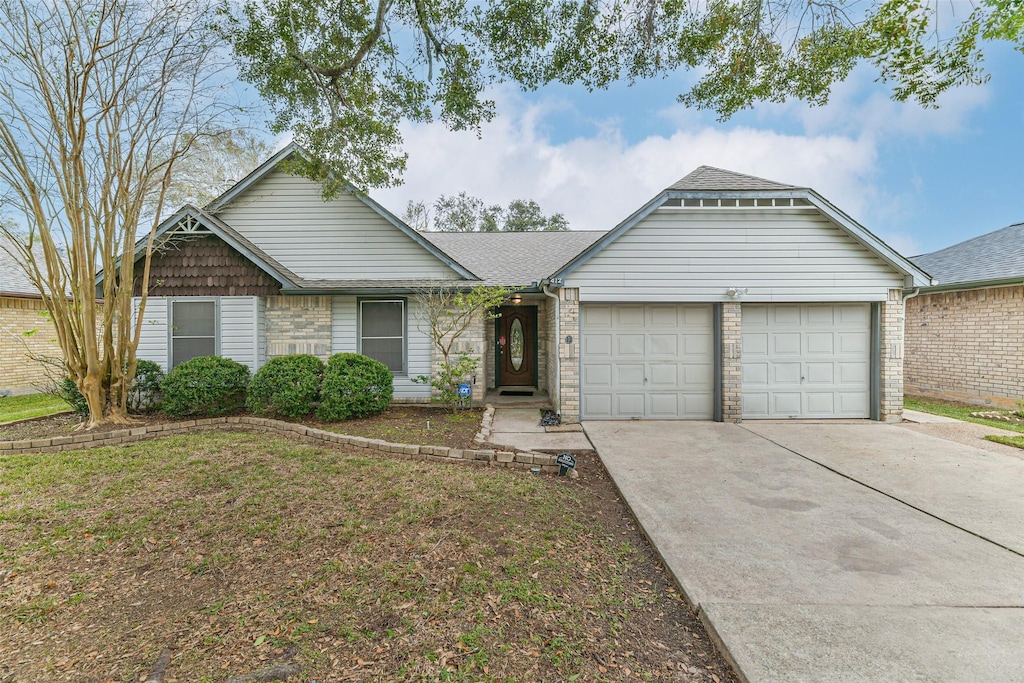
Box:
left=316, top=353, right=393, bottom=421
left=128, top=360, right=165, bottom=414
left=161, top=356, right=250, bottom=418
left=246, top=354, right=324, bottom=418
left=57, top=377, right=89, bottom=415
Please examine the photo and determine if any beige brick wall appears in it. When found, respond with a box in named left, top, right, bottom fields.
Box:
left=557, top=288, right=580, bottom=422
left=543, top=295, right=558, bottom=403
left=265, top=296, right=332, bottom=359
left=0, top=296, right=64, bottom=394
left=721, top=302, right=742, bottom=422
left=430, top=309, right=487, bottom=404
left=905, top=284, right=1024, bottom=408
left=880, top=289, right=905, bottom=421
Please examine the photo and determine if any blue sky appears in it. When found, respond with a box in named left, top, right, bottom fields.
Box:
left=365, top=40, right=1024, bottom=258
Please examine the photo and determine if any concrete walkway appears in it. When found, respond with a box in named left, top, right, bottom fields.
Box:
left=584, top=420, right=1024, bottom=682
left=485, top=407, right=593, bottom=451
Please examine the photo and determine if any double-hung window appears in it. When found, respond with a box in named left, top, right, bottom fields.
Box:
left=359, top=299, right=405, bottom=374
left=170, top=300, right=218, bottom=368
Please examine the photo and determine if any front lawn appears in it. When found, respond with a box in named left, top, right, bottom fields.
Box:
left=0, top=393, right=70, bottom=424
left=0, top=431, right=735, bottom=682
left=985, top=435, right=1024, bottom=450
left=904, top=397, right=1024, bottom=434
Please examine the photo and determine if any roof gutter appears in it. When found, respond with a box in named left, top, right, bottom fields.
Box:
left=905, top=277, right=1024, bottom=295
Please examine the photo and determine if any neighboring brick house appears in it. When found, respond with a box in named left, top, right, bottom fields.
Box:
left=102, top=145, right=929, bottom=422
left=0, top=235, right=65, bottom=395
left=906, top=223, right=1024, bottom=408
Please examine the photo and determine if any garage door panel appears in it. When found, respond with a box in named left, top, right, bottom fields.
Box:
left=616, top=306, right=645, bottom=326
left=582, top=303, right=713, bottom=420
left=615, top=364, right=645, bottom=387
left=839, top=332, right=867, bottom=354
left=649, top=363, right=678, bottom=386
left=773, top=393, right=802, bottom=414
left=584, top=334, right=612, bottom=356
left=584, top=393, right=613, bottom=419
left=743, top=362, right=769, bottom=386
left=742, top=332, right=768, bottom=355
left=616, top=393, right=645, bottom=415
left=743, top=303, right=871, bottom=419
left=649, top=334, right=678, bottom=355
left=773, top=362, right=801, bottom=384
left=616, top=334, right=645, bottom=355
left=648, top=393, right=679, bottom=417
left=806, top=333, right=834, bottom=355
left=773, top=333, right=801, bottom=355
left=584, top=363, right=613, bottom=387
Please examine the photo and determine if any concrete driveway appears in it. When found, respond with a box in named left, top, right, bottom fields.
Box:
left=584, top=420, right=1024, bottom=682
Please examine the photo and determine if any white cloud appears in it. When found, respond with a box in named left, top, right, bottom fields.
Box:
left=375, top=89, right=881, bottom=233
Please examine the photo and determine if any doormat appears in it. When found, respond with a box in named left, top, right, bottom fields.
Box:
left=500, top=390, right=534, bottom=396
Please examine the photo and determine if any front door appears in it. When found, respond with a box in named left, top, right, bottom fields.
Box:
left=497, top=306, right=537, bottom=386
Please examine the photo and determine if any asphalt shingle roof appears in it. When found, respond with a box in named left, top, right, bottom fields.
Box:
left=910, top=222, right=1024, bottom=286
left=0, top=233, right=45, bottom=297
left=668, top=166, right=799, bottom=192
left=423, top=231, right=606, bottom=286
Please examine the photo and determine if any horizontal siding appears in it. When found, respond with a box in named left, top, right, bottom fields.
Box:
left=215, top=170, right=459, bottom=280
left=256, top=297, right=267, bottom=367
left=566, top=208, right=904, bottom=302
left=134, top=297, right=168, bottom=371
left=220, top=297, right=258, bottom=371
left=332, top=296, right=431, bottom=400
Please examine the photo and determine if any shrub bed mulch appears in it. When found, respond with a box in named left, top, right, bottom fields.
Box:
left=0, top=431, right=737, bottom=682
left=0, top=406, right=483, bottom=450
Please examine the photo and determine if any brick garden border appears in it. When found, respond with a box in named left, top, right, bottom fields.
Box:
left=0, top=414, right=563, bottom=473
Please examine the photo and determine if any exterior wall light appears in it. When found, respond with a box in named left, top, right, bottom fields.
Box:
left=726, top=287, right=748, bottom=299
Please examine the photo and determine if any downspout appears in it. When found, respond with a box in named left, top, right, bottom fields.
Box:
left=903, top=287, right=921, bottom=303
left=542, top=281, right=560, bottom=414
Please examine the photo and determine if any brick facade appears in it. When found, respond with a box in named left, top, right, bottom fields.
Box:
left=880, top=289, right=905, bottom=421
left=430, top=309, right=487, bottom=403
left=0, top=296, right=64, bottom=394
left=556, top=288, right=580, bottom=422
left=905, top=284, right=1024, bottom=408
left=720, top=302, right=742, bottom=422
left=265, top=296, right=332, bottom=360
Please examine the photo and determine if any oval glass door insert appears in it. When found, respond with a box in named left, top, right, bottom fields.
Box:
left=510, top=318, right=524, bottom=371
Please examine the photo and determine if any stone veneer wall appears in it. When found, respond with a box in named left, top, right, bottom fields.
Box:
left=720, top=302, right=742, bottom=422
left=904, top=284, right=1024, bottom=408
left=265, top=296, right=332, bottom=360
left=0, top=296, right=65, bottom=395
left=557, top=288, right=580, bottom=422
left=880, top=288, right=905, bottom=421
left=544, top=294, right=559, bottom=409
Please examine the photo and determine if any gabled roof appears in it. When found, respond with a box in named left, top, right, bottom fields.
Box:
left=668, top=166, right=798, bottom=192
left=423, top=231, right=606, bottom=287
left=203, top=142, right=478, bottom=281
left=910, top=222, right=1024, bottom=289
left=551, top=166, right=932, bottom=287
left=122, top=205, right=302, bottom=289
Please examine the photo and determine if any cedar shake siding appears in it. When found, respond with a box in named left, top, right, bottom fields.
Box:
left=132, top=235, right=281, bottom=297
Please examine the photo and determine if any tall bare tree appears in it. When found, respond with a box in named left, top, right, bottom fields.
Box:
left=0, top=0, right=241, bottom=428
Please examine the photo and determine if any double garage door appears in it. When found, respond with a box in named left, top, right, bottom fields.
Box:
left=580, top=303, right=871, bottom=420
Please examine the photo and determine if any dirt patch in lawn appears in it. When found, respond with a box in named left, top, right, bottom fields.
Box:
left=302, top=405, right=483, bottom=450
left=0, top=406, right=483, bottom=451
left=0, top=431, right=736, bottom=682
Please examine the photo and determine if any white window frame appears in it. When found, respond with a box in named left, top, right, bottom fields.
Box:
left=358, top=298, right=406, bottom=375
left=168, top=298, right=220, bottom=369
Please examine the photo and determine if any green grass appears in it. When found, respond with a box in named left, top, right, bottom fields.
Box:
left=985, top=435, right=1024, bottom=450
left=904, top=397, right=1024, bottom=434
left=0, top=392, right=70, bottom=424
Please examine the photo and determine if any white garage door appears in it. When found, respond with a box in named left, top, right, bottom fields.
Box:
left=742, top=304, right=871, bottom=419
left=581, top=304, right=714, bottom=419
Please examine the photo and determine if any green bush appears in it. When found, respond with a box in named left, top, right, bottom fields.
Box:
left=57, top=377, right=89, bottom=415
left=128, top=360, right=165, bottom=414
left=246, top=354, right=324, bottom=418
left=316, top=353, right=393, bottom=421
left=161, top=356, right=250, bottom=418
